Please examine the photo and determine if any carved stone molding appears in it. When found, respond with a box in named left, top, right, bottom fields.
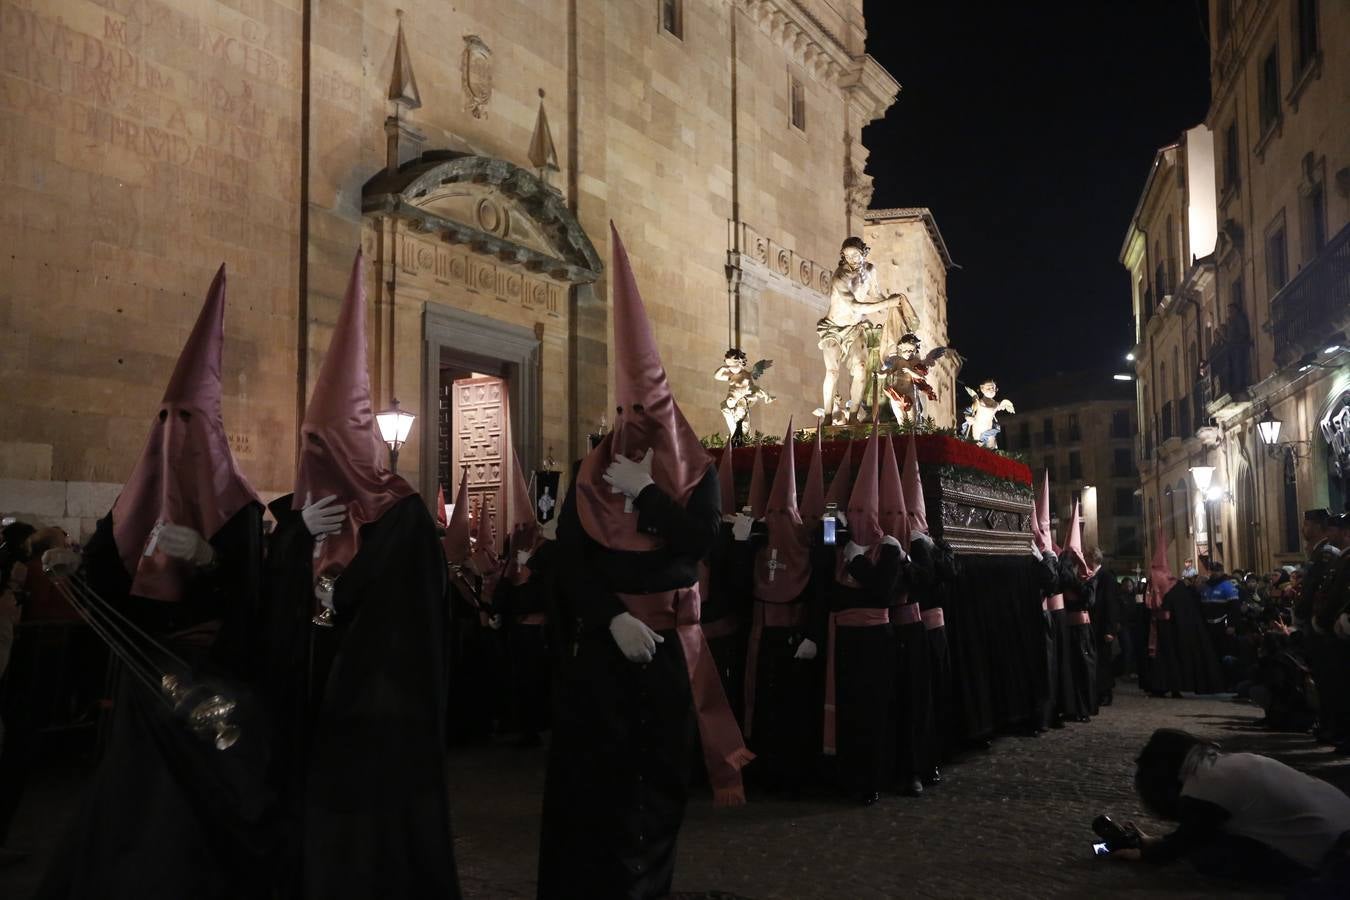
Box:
left=739, top=0, right=851, bottom=85
left=396, top=230, right=564, bottom=319
left=462, top=35, right=492, bottom=119
left=727, top=221, right=834, bottom=309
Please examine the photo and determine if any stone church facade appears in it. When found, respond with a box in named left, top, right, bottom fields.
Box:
left=0, top=0, right=901, bottom=536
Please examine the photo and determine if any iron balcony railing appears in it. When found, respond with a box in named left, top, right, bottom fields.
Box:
left=1270, top=222, right=1350, bottom=367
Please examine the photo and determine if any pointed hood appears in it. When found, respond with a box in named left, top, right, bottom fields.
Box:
left=825, top=441, right=854, bottom=508
left=293, top=250, right=415, bottom=583
left=844, top=430, right=883, bottom=546
left=799, top=428, right=826, bottom=522
left=435, top=485, right=449, bottom=529
left=1033, top=468, right=1053, bottom=552
left=879, top=435, right=909, bottom=549
left=1147, top=522, right=1177, bottom=610
left=1062, top=498, right=1089, bottom=578
left=902, top=432, right=928, bottom=535
left=503, top=450, right=540, bottom=585
left=754, top=419, right=809, bottom=603
left=717, top=446, right=736, bottom=517
left=576, top=225, right=712, bottom=550
left=747, top=442, right=769, bottom=519
left=443, top=470, right=472, bottom=565
left=111, top=264, right=261, bottom=602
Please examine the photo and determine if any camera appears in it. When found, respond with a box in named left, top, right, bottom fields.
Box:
left=1091, top=815, right=1141, bottom=854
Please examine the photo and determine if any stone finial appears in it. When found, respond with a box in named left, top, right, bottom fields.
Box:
left=388, top=14, right=422, bottom=110
left=529, top=90, right=559, bottom=181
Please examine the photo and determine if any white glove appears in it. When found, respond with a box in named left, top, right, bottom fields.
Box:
left=794, top=637, right=818, bottom=660
left=157, top=524, right=214, bottom=567
left=835, top=510, right=849, bottom=528
left=489, top=614, right=504, bottom=631
left=844, top=540, right=869, bottom=562
left=41, top=548, right=82, bottom=578
left=1029, top=544, right=1043, bottom=561
left=1335, top=613, right=1350, bottom=641
left=515, top=550, right=531, bottom=567
left=301, top=493, right=347, bottom=537
left=911, top=530, right=934, bottom=547
left=603, top=449, right=656, bottom=500
left=881, top=534, right=903, bottom=552
left=609, top=611, right=664, bottom=663
left=732, top=513, right=754, bottom=542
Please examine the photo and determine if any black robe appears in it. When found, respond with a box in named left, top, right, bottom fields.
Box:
left=268, top=494, right=459, bottom=900
left=493, top=539, right=558, bottom=738
left=828, top=540, right=901, bottom=799
left=538, top=465, right=720, bottom=900
left=704, top=522, right=754, bottom=725
left=1032, top=552, right=1063, bottom=731
left=1056, top=556, right=1097, bottom=719
left=444, top=562, right=495, bottom=745
left=37, top=505, right=278, bottom=900
left=1092, top=568, right=1122, bottom=699
left=1165, top=581, right=1226, bottom=694
left=742, top=525, right=822, bottom=793
left=918, top=544, right=956, bottom=761
left=892, top=539, right=934, bottom=784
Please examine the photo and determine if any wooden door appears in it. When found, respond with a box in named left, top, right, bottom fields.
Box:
left=453, top=375, right=507, bottom=554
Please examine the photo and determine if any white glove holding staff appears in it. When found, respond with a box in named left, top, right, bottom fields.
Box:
left=158, top=524, right=214, bottom=567
left=844, top=540, right=869, bottom=562
left=610, top=611, right=664, bottom=663
left=794, top=637, right=818, bottom=660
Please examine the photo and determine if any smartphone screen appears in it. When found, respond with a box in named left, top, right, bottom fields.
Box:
left=1091, top=842, right=1110, bottom=857
left=823, top=516, right=837, bottom=546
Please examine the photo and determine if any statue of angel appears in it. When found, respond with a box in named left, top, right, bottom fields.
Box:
left=961, top=378, right=1016, bottom=448
left=879, top=332, right=961, bottom=425
left=714, top=348, right=774, bottom=443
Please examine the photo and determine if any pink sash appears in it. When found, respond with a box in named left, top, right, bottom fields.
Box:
left=822, top=607, right=890, bottom=756
left=1067, top=610, right=1091, bottom=626
left=893, top=603, right=922, bottom=626
left=514, top=613, right=547, bottom=626
left=742, top=599, right=806, bottom=739
left=922, top=608, right=945, bottom=630
left=618, top=586, right=754, bottom=806
left=1045, top=595, right=1065, bottom=612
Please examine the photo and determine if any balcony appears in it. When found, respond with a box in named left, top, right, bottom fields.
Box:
left=1208, top=338, right=1253, bottom=407
left=1059, top=427, right=1082, bottom=444
left=1270, top=222, right=1350, bottom=368
left=1192, top=378, right=1211, bottom=421
left=1177, top=396, right=1192, bottom=438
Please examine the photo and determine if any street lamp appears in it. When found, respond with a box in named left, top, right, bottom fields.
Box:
left=1257, top=407, right=1311, bottom=460
left=376, top=399, right=416, bottom=473
left=1189, top=465, right=1215, bottom=493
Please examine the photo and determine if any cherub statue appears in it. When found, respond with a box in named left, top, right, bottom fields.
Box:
left=879, top=332, right=960, bottom=425
left=961, top=378, right=1016, bottom=448
left=815, top=237, right=915, bottom=423
left=714, top=348, right=774, bottom=443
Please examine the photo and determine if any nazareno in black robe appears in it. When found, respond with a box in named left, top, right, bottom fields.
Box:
left=1092, top=568, right=1122, bottom=700
left=1031, top=550, right=1062, bottom=731
left=1056, top=554, right=1098, bottom=719
left=742, top=522, right=824, bottom=793
left=492, top=538, right=558, bottom=739
left=828, top=536, right=901, bottom=800
left=891, top=539, right=932, bottom=786
left=537, top=464, right=720, bottom=900
left=918, top=538, right=957, bottom=761
left=1165, top=580, right=1226, bottom=694
left=266, top=493, right=459, bottom=900
left=703, top=521, right=754, bottom=725
left=37, top=504, right=279, bottom=900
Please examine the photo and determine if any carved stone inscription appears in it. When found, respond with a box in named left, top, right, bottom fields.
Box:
left=398, top=233, right=563, bottom=318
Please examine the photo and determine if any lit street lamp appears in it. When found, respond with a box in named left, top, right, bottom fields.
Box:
left=376, top=399, right=416, bottom=473
left=1257, top=407, right=1311, bottom=460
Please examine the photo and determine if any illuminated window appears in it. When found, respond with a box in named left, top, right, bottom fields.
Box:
left=789, top=76, right=806, bottom=131
left=659, top=0, right=682, bottom=40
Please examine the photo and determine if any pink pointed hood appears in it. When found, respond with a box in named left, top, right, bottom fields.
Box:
left=902, top=432, right=928, bottom=535
left=754, top=419, right=810, bottom=603
left=111, top=264, right=261, bottom=603
left=576, top=225, right=712, bottom=550
left=443, top=470, right=472, bottom=565
left=503, top=450, right=540, bottom=585
left=845, top=430, right=883, bottom=546
left=799, top=429, right=826, bottom=522
left=435, top=485, right=449, bottom=529
left=747, top=442, right=769, bottom=519
left=717, top=446, right=736, bottom=516
left=825, top=441, right=854, bottom=508
left=1063, top=498, right=1089, bottom=578
left=1033, top=469, right=1053, bottom=552
left=1147, top=522, right=1176, bottom=610
left=293, top=250, right=415, bottom=583
left=880, top=435, right=909, bottom=550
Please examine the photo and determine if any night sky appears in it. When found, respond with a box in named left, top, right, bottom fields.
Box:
left=863, top=0, right=1212, bottom=394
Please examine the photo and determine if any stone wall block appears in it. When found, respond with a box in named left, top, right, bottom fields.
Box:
left=0, top=442, right=53, bottom=480
left=65, top=482, right=123, bottom=519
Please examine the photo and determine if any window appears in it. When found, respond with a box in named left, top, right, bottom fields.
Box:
left=1111, top=410, right=1131, bottom=439
left=789, top=76, right=805, bottom=131
left=1222, top=122, right=1240, bottom=191
left=1302, top=177, right=1327, bottom=260
left=1114, top=487, right=1135, bottom=517
left=1017, top=422, right=1031, bottom=449
left=1266, top=214, right=1289, bottom=293
left=1283, top=452, right=1301, bottom=553
left=1295, top=0, right=1319, bottom=74
left=1066, top=413, right=1081, bottom=442
left=1259, top=45, right=1281, bottom=136
left=1117, top=525, right=1140, bottom=558
left=1043, top=456, right=1056, bottom=478
left=1042, top=418, right=1056, bottom=446
left=659, top=0, right=683, bottom=39
left=1113, top=448, right=1134, bottom=478
left=1231, top=275, right=1244, bottom=315
left=1069, top=451, right=1082, bottom=480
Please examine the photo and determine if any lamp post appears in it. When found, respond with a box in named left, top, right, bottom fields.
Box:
left=1189, top=465, right=1217, bottom=565
left=1258, top=407, right=1312, bottom=460
left=376, top=399, right=416, bottom=474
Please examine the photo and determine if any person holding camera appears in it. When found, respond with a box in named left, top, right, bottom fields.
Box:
left=1104, top=728, right=1350, bottom=891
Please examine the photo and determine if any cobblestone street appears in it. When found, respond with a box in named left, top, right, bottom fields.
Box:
left=6, top=683, right=1350, bottom=899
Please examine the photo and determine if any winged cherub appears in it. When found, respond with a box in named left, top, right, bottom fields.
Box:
left=961, top=378, right=1016, bottom=448
left=714, top=348, right=774, bottom=443
left=879, top=332, right=961, bottom=426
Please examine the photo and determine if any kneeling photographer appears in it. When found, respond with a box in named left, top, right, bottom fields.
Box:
left=1100, top=729, right=1350, bottom=890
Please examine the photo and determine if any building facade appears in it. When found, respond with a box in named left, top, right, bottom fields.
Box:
left=0, top=0, right=912, bottom=540
left=1124, top=0, right=1349, bottom=574
left=862, top=206, right=958, bottom=430
left=1003, top=379, right=1143, bottom=573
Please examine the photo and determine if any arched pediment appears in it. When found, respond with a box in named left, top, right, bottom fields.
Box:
left=363, top=152, right=602, bottom=284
